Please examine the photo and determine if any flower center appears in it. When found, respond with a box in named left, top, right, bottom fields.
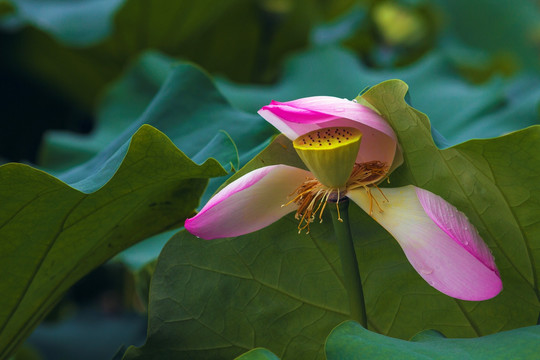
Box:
left=284, top=160, right=390, bottom=234
left=293, top=127, right=362, bottom=188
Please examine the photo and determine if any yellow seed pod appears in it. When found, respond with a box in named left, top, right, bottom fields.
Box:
left=293, top=127, right=362, bottom=188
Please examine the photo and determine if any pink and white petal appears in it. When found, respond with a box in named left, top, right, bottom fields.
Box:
left=185, top=165, right=311, bottom=240
left=261, top=99, right=338, bottom=123
left=347, top=186, right=502, bottom=301
left=259, top=97, right=397, bottom=142
left=296, top=117, right=398, bottom=166
left=415, top=187, right=498, bottom=275
left=257, top=106, right=322, bottom=140
left=338, top=121, right=396, bottom=166
left=258, top=97, right=400, bottom=166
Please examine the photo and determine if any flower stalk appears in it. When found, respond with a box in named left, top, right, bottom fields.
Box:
left=329, top=198, right=367, bottom=327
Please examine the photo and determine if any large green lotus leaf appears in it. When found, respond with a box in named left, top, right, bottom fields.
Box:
left=0, top=125, right=227, bottom=359
left=326, top=321, right=540, bottom=360
left=39, top=56, right=275, bottom=270
left=39, top=51, right=173, bottom=172
left=123, top=211, right=348, bottom=360
left=122, top=136, right=347, bottom=360
left=233, top=324, right=540, bottom=360
left=43, top=59, right=274, bottom=193
left=216, top=45, right=540, bottom=146
left=125, top=80, right=539, bottom=359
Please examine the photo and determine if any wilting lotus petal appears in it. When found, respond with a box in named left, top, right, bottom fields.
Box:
left=347, top=186, right=502, bottom=300
left=185, top=165, right=310, bottom=240
left=258, top=96, right=400, bottom=168
left=414, top=187, right=500, bottom=278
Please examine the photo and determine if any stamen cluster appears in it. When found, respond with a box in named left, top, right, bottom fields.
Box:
left=284, top=160, right=389, bottom=233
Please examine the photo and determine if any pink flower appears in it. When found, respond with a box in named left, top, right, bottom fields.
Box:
left=185, top=96, right=502, bottom=301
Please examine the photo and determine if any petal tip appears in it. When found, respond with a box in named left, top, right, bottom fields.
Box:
left=448, top=274, right=503, bottom=301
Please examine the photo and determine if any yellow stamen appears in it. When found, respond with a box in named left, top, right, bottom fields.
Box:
left=374, top=183, right=389, bottom=203
left=347, top=161, right=389, bottom=189
left=335, top=188, right=343, bottom=222
left=284, top=160, right=390, bottom=233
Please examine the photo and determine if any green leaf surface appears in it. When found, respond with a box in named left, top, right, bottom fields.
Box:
left=40, top=57, right=274, bottom=269
left=39, top=51, right=174, bottom=172
left=127, top=80, right=540, bottom=359
left=360, top=81, right=540, bottom=336
left=0, top=125, right=226, bottom=359
left=123, top=136, right=348, bottom=360
left=235, top=348, right=281, bottom=360
left=123, top=215, right=348, bottom=360
left=362, top=81, right=540, bottom=311
left=325, top=321, right=540, bottom=359
left=42, top=58, right=273, bottom=193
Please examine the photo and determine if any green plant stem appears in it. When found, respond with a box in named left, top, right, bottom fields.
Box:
left=329, top=198, right=367, bottom=327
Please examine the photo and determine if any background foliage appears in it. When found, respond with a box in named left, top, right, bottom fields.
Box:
left=0, top=0, right=539, bottom=359
left=122, top=80, right=540, bottom=359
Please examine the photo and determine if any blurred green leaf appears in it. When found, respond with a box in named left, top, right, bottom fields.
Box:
left=125, top=80, right=539, bottom=359
left=11, top=343, right=43, bottom=360
left=113, top=230, right=173, bottom=271
left=0, top=125, right=226, bottom=359
left=217, top=45, right=540, bottom=146
left=0, top=0, right=14, bottom=16
left=434, top=0, right=540, bottom=73
left=27, top=309, right=145, bottom=360
left=132, top=259, right=157, bottom=310
left=325, top=321, right=540, bottom=359
left=5, top=0, right=356, bottom=109
left=310, top=5, right=366, bottom=46
left=8, top=0, right=125, bottom=45
left=235, top=348, right=281, bottom=360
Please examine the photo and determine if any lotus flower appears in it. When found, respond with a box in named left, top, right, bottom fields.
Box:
left=185, top=96, right=502, bottom=301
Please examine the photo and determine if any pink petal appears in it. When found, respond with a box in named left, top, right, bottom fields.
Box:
left=415, top=187, right=499, bottom=276
left=185, top=165, right=311, bottom=240
left=258, top=96, right=399, bottom=168
left=259, top=97, right=397, bottom=141
left=347, top=186, right=502, bottom=301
